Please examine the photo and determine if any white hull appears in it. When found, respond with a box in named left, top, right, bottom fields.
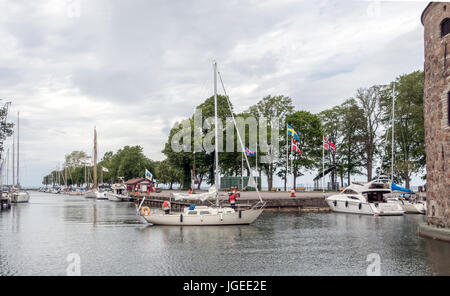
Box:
left=387, top=199, right=425, bottom=214
left=95, top=191, right=108, bottom=200
left=84, top=190, right=96, bottom=198
left=326, top=198, right=404, bottom=216
left=142, top=208, right=263, bottom=226
left=11, top=191, right=30, bottom=203
left=106, top=193, right=129, bottom=202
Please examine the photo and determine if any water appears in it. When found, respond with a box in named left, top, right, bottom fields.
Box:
left=0, top=192, right=449, bottom=276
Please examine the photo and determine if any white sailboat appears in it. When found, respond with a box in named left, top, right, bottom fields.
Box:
left=140, top=61, right=265, bottom=225
left=11, top=112, right=29, bottom=203
left=84, top=127, right=99, bottom=199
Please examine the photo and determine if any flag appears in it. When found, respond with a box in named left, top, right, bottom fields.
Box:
left=323, top=137, right=329, bottom=149
left=245, top=146, right=255, bottom=157
left=329, top=142, right=336, bottom=152
left=102, top=167, right=109, bottom=172
left=291, top=139, right=301, bottom=154
left=145, top=169, right=153, bottom=180
left=287, top=124, right=300, bottom=141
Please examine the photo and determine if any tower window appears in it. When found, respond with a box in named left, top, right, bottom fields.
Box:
left=442, top=18, right=450, bottom=37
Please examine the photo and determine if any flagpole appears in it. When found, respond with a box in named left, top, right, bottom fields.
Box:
left=322, top=137, right=325, bottom=193
left=291, top=144, right=294, bottom=190
left=241, top=151, right=244, bottom=190
left=286, top=123, right=289, bottom=191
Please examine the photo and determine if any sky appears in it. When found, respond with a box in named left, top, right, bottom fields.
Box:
left=0, top=0, right=429, bottom=187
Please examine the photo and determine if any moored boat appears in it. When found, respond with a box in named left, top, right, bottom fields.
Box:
left=326, top=177, right=404, bottom=216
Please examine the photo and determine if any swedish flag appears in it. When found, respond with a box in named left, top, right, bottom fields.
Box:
left=287, top=124, right=300, bottom=141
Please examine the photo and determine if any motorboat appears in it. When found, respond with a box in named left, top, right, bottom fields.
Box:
left=11, top=190, right=30, bottom=203
left=138, top=61, right=265, bottom=226
left=326, top=176, right=404, bottom=216
left=107, top=183, right=129, bottom=202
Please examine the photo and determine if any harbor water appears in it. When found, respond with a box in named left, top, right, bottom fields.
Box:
left=0, top=191, right=448, bottom=276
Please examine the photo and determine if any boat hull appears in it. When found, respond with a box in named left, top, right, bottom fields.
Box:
left=95, top=191, right=108, bottom=200
left=106, top=193, right=129, bottom=202
left=85, top=190, right=96, bottom=198
left=326, top=198, right=404, bottom=216
left=142, top=208, right=264, bottom=226
left=11, top=191, right=30, bottom=203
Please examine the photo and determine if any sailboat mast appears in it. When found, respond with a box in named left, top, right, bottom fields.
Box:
left=12, top=135, right=15, bottom=187
left=17, top=112, right=19, bottom=187
left=391, top=83, right=395, bottom=183
left=213, top=61, right=219, bottom=204
left=93, top=127, right=98, bottom=189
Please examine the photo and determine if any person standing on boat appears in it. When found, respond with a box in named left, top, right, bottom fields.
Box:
left=162, top=200, right=171, bottom=214
left=229, top=190, right=237, bottom=209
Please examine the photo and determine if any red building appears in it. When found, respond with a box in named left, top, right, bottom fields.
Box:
left=125, top=178, right=153, bottom=193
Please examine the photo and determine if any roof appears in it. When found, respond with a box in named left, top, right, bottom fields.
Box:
left=125, top=178, right=152, bottom=185
left=421, top=2, right=433, bottom=25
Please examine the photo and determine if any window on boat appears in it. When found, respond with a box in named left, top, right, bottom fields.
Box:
left=187, top=211, right=197, bottom=215
left=343, top=189, right=358, bottom=194
left=199, top=211, right=211, bottom=215
left=348, top=196, right=359, bottom=200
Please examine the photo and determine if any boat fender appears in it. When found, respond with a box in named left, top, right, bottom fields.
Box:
left=239, top=210, right=242, bottom=219
left=140, top=206, right=151, bottom=216
left=345, top=201, right=348, bottom=207
left=375, top=203, right=379, bottom=208
left=358, top=203, right=362, bottom=210
left=180, top=214, right=183, bottom=223
left=333, top=200, right=337, bottom=207
left=220, top=213, right=223, bottom=221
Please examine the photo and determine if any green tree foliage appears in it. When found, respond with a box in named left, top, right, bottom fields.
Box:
left=155, top=159, right=183, bottom=189
left=0, top=103, right=14, bottom=160
left=278, top=111, right=322, bottom=189
left=249, top=95, right=294, bottom=190
left=380, top=71, right=425, bottom=188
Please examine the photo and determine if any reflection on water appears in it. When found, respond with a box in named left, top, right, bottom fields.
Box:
left=0, top=192, right=448, bottom=275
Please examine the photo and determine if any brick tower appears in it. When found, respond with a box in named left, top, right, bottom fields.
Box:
left=421, top=2, right=450, bottom=234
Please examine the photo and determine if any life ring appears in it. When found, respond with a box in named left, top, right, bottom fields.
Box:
left=141, top=206, right=151, bottom=216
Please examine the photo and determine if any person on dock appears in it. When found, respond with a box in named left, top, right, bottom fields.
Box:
left=162, top=200, right=171, bottom=214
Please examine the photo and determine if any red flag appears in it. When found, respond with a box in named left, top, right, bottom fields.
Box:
left=291, top=139, right=301, bottom=154
left=323, top=137, right=329, bottom=149
left=329, top=142, right=336, bottom=152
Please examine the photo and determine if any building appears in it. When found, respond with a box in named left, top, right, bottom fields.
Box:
left=125, top=178, right=153, bottom=193
left=420, top=2, right=450, bottom=239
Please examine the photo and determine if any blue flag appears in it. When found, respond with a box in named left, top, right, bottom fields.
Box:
left=287, top=124, right=300, bottom=141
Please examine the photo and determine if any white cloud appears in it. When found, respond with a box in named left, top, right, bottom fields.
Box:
left=0, top=0, right=428, bottom=186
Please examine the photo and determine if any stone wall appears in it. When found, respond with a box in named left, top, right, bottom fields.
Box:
left=422, top=2, right=450, bottom=228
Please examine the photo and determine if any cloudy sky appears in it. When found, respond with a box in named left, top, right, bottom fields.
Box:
left=0, top=0, right=428, bottom=187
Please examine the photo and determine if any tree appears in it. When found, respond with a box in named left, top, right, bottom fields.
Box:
left=249, top=95, right=294, bottom=190
left=0, top=102, right=14, bottom=160
left=380, top=71, right=425, bottom=188
left=337, top=99, right=365, bottom=185
left=279, top=111, right=322, bottom=189
left=356, top=86, right=384, bottom=181
left=155, top=159, right=183, bottom=189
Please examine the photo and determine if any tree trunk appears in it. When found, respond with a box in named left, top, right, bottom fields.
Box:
left=169, top=182, right=173, bottom=190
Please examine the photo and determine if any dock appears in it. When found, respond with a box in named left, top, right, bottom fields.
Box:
left=131, top=190, right=332, bottom=213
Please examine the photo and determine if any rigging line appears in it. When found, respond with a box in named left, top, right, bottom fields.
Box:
left=216, top=67, right=263, bottom=204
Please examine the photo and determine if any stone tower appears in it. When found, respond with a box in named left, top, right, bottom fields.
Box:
left=421, top=2, right=450, bottom=229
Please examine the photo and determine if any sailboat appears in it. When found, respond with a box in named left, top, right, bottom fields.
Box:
left=11, top=112, right=30, bottom=203
left=84, top=127, right=101, bottom=199
left=139, top=61, right=265, bottom=226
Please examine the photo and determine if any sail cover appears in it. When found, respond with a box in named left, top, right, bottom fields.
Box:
left=172, top=185, right=218, bottom=201
left=391, top=183, right=412, bottom=194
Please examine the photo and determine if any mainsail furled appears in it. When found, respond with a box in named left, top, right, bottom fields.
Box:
left=172, top=185, right=218, bottom=201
